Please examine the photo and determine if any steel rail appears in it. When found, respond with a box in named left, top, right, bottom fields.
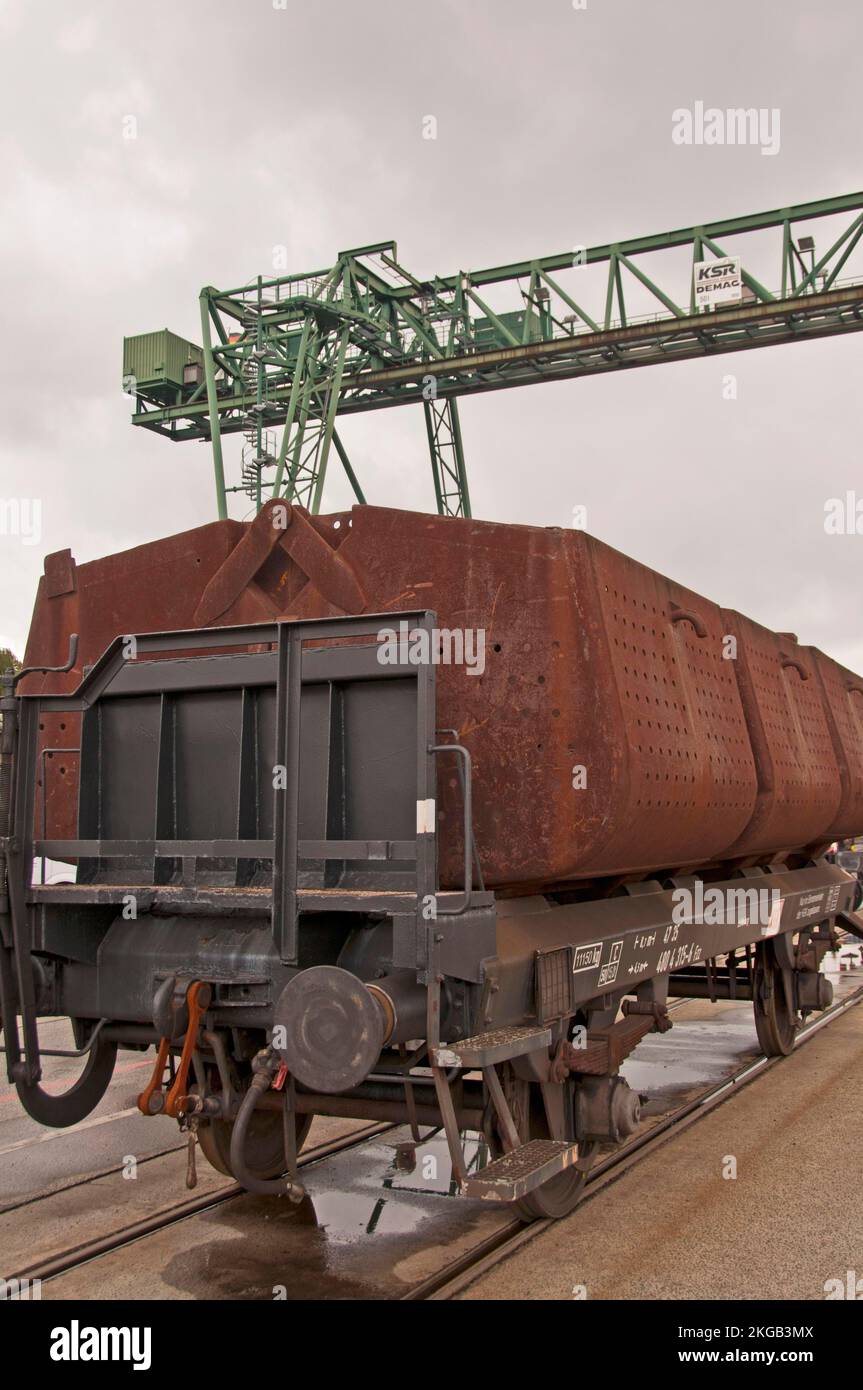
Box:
left=6, top=982, right=860, bottom=1298
left=126, top=191, right=863, bottom=516
left=4, top=1120, right=397, bottom=1287
left=407, top=980, right=863, bottom=1300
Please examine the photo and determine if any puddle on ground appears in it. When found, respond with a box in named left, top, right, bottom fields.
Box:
left=624, top=963, right=862, bottom=1112
left=43, top=966, right=862, bottom=1299
left=623, top=1002, right=762, bottom=1107
left=45, top=1126, right=509, bottom=1301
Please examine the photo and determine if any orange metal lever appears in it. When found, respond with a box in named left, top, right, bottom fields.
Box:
left=137, top=1036, right=171, bottom=1116
left=137, top=981, right=211, bottom=1118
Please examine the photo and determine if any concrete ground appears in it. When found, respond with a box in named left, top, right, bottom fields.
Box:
left=2, top=971, right=860, bottom=1300
left=460, top=993, right=863, bottom=1300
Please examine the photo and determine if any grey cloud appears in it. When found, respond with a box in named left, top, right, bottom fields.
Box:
left=1, top=0, right=861, bottom=672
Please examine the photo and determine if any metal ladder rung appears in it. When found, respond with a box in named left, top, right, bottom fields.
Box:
left=463, top=1139, right=577, bottom=1202
left=431, top=1024, right=550, bottom=1069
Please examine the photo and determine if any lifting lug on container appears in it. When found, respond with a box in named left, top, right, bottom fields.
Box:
left=193, top=498, right=366, bottom=624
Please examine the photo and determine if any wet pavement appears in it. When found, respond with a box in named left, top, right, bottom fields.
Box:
left=623, top=1002, right=762, bottom=1112
left=0, top=1017, right=185, bottom=1210
left=24, top=1129, right=513, bottom=1300
left=1, top=963, right=860, bottom=1299
left=461, top=965, right=863, bottom=1301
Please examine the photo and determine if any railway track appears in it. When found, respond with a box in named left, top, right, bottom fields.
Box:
left=5, top=1120, right=397, bottom=1286
left=6, top=975, right=861, bottom=1298
left=0, top=996, right=692, bottom=1287
left=406, top=977, right=863, bottom=1300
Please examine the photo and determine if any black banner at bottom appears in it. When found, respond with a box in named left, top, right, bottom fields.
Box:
left=2, top=1295, right=858, bottom=1375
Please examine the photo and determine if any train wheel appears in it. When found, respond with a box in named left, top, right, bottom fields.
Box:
left=516, top=1091, right=599, bottom=1222
left=495, top=1067, right=598, bottom=1221
left=197, top=1107, right=313, bottom=1181
left=753, top=944, right=798, bottom=1057
left=517, top=1142, right=599, bottom=1221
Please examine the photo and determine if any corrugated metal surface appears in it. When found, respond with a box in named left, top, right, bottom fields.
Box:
left=473, top=308, right=542, bottom=349
left=123, top=330, right=203, bottom=387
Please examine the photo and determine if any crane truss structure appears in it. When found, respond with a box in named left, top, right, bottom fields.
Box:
left=126, top=192, right=863, bottom=519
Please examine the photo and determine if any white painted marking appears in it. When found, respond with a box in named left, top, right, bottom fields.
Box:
left=0, top=1106, right=141, bottom=1158
left=761, top=895, right=784, bottom=937
left=572, top=943, right=602, bottom=973
left=416, top=798, right=436, bottom=834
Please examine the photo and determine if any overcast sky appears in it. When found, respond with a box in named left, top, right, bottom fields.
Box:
left=1, top=0, right=862, bottom=669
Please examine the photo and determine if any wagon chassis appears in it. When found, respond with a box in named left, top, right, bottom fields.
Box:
left=2, top=613, right=861, bottom=1217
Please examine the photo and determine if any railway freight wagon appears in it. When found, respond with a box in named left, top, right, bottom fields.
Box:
left=3, top=503, right=863, bottom=1218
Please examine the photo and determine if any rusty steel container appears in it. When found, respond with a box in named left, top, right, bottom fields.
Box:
left=21, top=503, right=863, bottom=889
left=806, top=647, right=863, bottom=841
left=718, top=614, right=842, bottom=859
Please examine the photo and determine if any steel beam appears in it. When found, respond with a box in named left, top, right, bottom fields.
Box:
left=130, top=193, right=863, bottom=517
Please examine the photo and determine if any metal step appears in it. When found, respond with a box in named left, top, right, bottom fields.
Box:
left=431, top=1024, right=550, bottom=1068
left=463, top=1139, right=577, bottom=1202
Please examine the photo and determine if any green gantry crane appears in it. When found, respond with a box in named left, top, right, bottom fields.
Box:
left=123, top=192, right=863, bottom=520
